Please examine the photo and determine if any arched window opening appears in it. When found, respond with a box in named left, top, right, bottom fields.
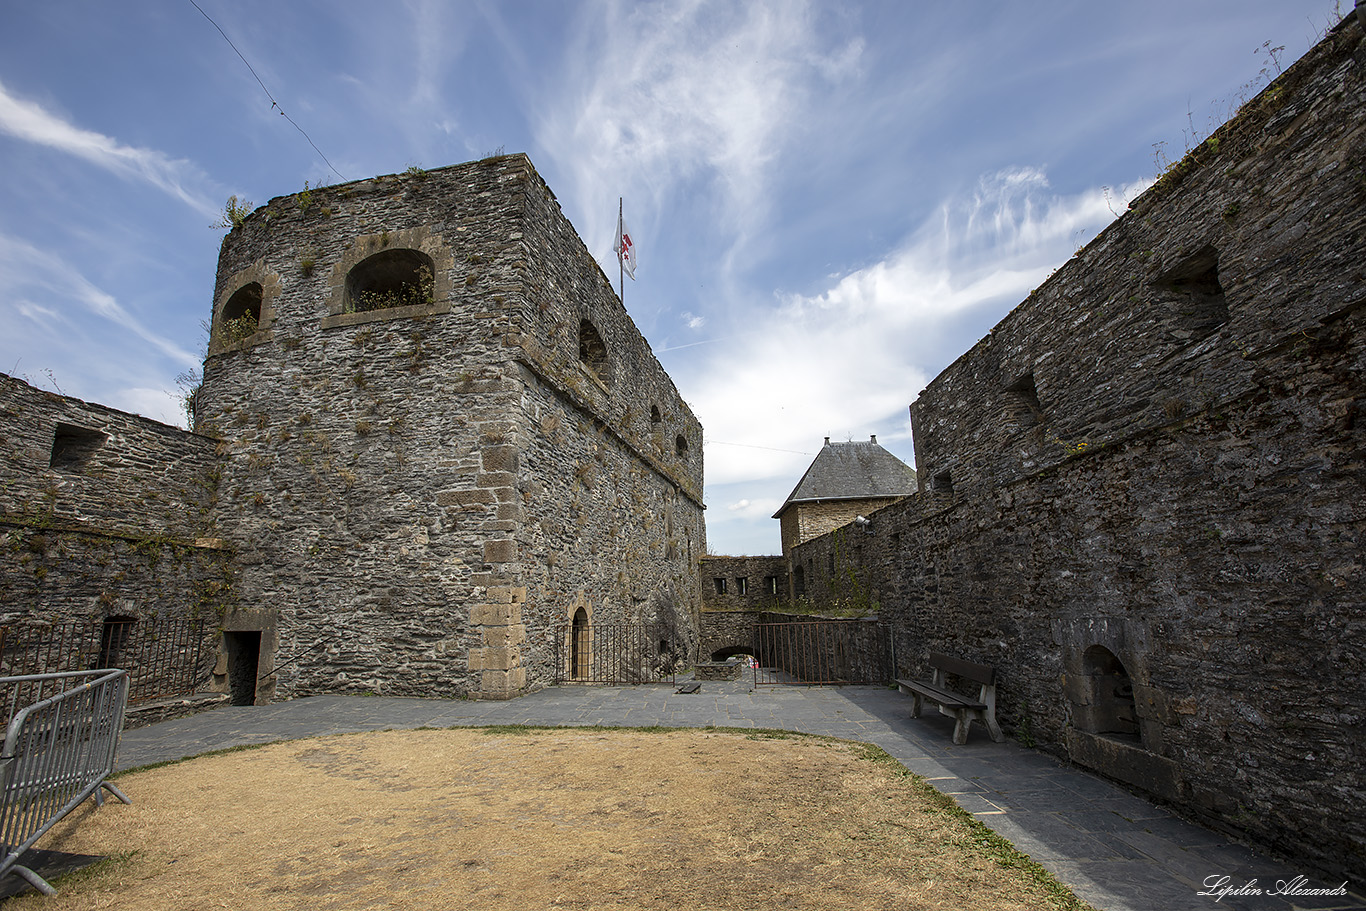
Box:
left=218, top=282, right=263, bottom=345
left=1079, top=645, right=1140, bottom=743
left=650, top=405, right=662, bottom=425
left=344, top=249, right=435, bottom=313
left=578, top=319, right=610, bottom=383
left=571, top=607, right=590, bottom=680
left=675, top=435, right=689, bottom=460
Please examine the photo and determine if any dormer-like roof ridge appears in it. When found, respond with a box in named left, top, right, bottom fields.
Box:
left=773, top=436, right=917, bottom=518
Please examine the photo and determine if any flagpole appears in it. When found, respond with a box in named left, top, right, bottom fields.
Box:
left=618, top=197, right=624, bottom=304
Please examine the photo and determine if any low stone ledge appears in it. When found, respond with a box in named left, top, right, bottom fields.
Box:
left=693, top=660, right=742, bottom=682
left=123, top=692, right=230, bottom=731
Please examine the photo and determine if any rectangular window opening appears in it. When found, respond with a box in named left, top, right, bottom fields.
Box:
left=1003, top=373, right=1044, bottom=430
left=50, top=423, right=107, bottom=471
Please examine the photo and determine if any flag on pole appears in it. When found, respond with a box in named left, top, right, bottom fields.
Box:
left=615, top=208, right=637, bottom=281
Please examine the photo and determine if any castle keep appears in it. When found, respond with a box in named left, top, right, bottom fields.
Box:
left=201, top=155, right=705, bottom=700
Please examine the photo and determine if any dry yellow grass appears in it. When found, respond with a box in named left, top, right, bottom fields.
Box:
left=13, top=728, right=1097, bottom=911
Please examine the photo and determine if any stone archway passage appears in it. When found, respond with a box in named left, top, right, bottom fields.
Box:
left=709, top=645, right=755, bottom=662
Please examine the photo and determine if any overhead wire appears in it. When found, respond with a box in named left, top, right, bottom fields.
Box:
left=706, top=440, right=815, bottom=456
left=186, top=0, right=346, bottom=183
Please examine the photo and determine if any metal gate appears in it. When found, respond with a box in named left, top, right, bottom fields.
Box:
left=752, top=620, right=892, bottom=686
left=550, top=622, right=678, bottom=685
left=0, top=617, right=212, bottom=708
left=0, top=670, right=132, bottom=895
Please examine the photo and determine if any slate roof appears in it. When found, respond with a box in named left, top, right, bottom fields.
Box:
left=773, top=437, right=918, bottom=518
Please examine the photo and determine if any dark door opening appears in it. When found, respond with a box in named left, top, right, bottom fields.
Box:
left=224, top=631, right=262, bottom=706
left=96, top=615, right=137, bottom=669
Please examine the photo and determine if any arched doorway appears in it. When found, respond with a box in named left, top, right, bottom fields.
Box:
left=571, top=607, right=589, bottom=680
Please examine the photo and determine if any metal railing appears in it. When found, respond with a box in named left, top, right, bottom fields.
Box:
left=0, top=670, right=131, bottom=896
left=752, top=620, right=893, bottom=686
left=550, top=622, right=679, bottom=685
left=0, top=617, right=211, bottom=715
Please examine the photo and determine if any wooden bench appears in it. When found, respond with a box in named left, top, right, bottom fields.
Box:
left=896, top=652, right=1005, bottom=745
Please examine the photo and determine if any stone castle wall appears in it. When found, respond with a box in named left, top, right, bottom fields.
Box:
left=699, top=555, right=788, bottom=609
left=779, top=498, right=899, bottom=557
left=790, top=15, right=1366, bottom=878
left=198, top=154, right=703, bottom=700
left=0, top=373, right=232, bottom=628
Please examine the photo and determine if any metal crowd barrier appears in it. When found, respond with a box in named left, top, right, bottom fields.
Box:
left=0, top=670, right=131, bottom=896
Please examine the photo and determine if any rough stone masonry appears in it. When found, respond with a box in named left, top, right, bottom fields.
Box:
left=786, top=10, right=1366, bottom=880
left=198, top=154, right=705, bottom=700
left=0, top=154, right=705, bottom=703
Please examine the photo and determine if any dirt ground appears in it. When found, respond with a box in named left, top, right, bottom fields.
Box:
left=11, top=727, right=1095, bottom=911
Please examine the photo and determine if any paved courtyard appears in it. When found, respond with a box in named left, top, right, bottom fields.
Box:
left=118, top=677, right=1363, bottom=911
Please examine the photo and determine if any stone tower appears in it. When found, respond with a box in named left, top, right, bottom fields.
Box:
left=198, top=154, right=704, bottom=700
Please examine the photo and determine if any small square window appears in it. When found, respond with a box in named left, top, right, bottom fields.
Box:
left=50, top=423, right=106, bottom=471
left=713, top=577, right=727, bottom=595
left=736, top=577, right=748, bottom=596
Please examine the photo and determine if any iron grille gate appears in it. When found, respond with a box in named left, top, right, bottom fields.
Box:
left=752, top=620, right=893, bottom=686
left=0, top=617, right=212, bottom=713
left=550, top=622, right=678, bottom=686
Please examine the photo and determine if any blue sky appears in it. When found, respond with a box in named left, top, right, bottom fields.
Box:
left=0, top=0, right=1343, bottom=555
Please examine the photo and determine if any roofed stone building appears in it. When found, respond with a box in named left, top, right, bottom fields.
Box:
left=773, top=436, right=917, bottom=557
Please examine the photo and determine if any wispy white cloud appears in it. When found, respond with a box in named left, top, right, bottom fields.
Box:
left=0, top=80, right=219, bottom=218
left=112, top=387, right=186, bottom=427
left=693, top=170, right=1151, bottom=488
left=540, top=0, right=863, bottom=266
left=0, top=234, right=200, bottom=369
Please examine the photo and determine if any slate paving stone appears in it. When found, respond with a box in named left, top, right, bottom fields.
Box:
left=109, top=682, right=1364, bottom=911
left=953, top=792, right=1009, bottom=815
left=1050, top=859, right=1229, bottom=911
left=920, top=776, right=993, bottom=795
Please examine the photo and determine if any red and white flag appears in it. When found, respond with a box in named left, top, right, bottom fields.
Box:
left=615, top=210, right=637, bottom=280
